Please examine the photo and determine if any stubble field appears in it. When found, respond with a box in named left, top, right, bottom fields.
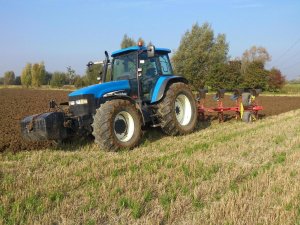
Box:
left=0, top=109, right=299, bottom=224
left=1, top=88, right=300, bottom=224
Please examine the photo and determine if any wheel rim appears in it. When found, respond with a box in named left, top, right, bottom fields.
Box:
left=114, top=111, right=135, bottom=142
left=174, top=94, right=192, bottom=126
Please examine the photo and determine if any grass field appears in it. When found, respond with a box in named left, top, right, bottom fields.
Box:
left=281, top=83, right=300, bottom=95
left=1, top=110, right=300, bottom=224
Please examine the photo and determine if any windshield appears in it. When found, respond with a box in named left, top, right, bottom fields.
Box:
left=111, top=52, right=173, bottom=81
left=111, top=53, right=137, bottom=81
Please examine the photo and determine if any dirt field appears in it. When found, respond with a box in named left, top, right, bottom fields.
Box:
left=0, top=89, right=68, bottom=152
left=1, top=88, right=300, bottom=153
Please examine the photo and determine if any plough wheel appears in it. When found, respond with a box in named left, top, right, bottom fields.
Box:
left=242, top=111, right=252, bottom=123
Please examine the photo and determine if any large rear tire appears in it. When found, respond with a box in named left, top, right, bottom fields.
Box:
left=92, top=100, right=142, bottom=151
left=156, top=82, right=197, bottom=135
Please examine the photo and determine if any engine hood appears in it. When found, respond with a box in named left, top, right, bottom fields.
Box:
left=69, top=80, right=131, bottom=99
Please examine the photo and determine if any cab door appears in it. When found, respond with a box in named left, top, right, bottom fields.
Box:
left=139, top=55, right=160, bottom=101
left=139, top=53, right=173, bottom=102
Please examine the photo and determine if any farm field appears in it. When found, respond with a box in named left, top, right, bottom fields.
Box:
left=1, top=107, right=300, bottom=224
left=1, top=88, right=300, bottom=153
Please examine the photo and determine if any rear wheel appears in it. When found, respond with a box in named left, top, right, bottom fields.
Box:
left=156, top=82, right=197, bottom=135
left=92, top=99, right=142, bottom=151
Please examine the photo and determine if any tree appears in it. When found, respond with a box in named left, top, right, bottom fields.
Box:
left=85, top=64, right=102, bottom=85
left=50, top=72, right=67, bottom=88
left=14, top=76, right=21, bottom=85
left=21, top=63, right=32, bottom=87
left=207, top=60, right=243, bottom=91
left=120, top=34, right=136, bottom=49
left=31, top=62, right=46, bottom=87
left=268, top=68, right=286, bottom=91
left=0, top=77, right=4, bottom=85
left=31, top=63, right=40, bottom=87
left=74, top=75, right=86, bottom=88
left=242, top=46, right=271, bottom=64
left=240, top=46, right=271, bottom=89
left=226, top=60, right=243, bottom=90
left=3, top=71, right=15, bottom=85
left=66, top=66, right=76, bottom=85
left=172, top=22, right=229, bottom=89
left=39, top=62, right=46, bottom=85
left=242, top=61, right=269, bottom=89
left=241, top=46, right=271, bottom=74
left=44, top=71, right=52, bottom=85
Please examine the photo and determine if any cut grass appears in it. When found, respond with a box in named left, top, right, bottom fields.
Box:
left=1, top=109, right=300, bottom=224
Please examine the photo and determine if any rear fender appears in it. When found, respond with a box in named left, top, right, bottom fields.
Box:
left=150, top=76, right=188, bottom=103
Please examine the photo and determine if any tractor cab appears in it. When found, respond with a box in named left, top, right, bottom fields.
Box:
left=108, top=45, right=173, bottom=102
left=85, top=44, right=174, bottom=103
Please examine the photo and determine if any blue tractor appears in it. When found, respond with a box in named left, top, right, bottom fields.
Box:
left=21, top=44, right=198, bottom=151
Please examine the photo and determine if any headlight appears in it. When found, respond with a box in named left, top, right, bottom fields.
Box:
left=75, top=99, right=88, bottom=105
left=69, top=99, right=88, bottom=105
left=69, top=101, right=75, bottom=106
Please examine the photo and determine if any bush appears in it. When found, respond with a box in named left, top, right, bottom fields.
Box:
left=50, top=72, right=67, bottom=88
left=3, top=71, right=15, bottom=85
left=74, top=76, right=86, bottom=88
left=14, top=76, right=21, bottom=85
left=268, top=68, right=286, bottom=91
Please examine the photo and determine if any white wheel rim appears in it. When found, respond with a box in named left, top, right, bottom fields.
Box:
left=174, top=94, right=192, bottom=126
left=114, top=111, right=135, bottom=142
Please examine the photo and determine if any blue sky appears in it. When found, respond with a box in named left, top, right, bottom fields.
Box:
left=1, top=0, right=300, bottom=79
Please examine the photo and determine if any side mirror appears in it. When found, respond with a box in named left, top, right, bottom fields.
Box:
left=147, top=45, right=155, bottom=58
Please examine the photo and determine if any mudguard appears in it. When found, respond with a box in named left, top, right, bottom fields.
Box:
left=150, top=76, right=188, bottom=103
left=69, top=80, right=131, bottom=99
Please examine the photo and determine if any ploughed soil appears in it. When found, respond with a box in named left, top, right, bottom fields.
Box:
left=0, top=89, right=69, bottom=153
left=1, top=88, right=300, bottom=153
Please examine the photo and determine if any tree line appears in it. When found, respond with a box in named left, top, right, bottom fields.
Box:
left=0, top=63, right=102, bottom=88
left=172, top=23, right=286, bottom=91
left=119, top=30, right=286, bottom=91
left=1, top=22, right=286, bottom=91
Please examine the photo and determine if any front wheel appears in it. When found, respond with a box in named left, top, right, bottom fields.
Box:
left=156, top=82, right=198, bottom=135
left=92, top=100, right=142, bottom=151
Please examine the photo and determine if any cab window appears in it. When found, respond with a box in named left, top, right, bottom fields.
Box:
left=158, top=54, right=172, bottom=75
left=112, top=53, right=137, bottom=81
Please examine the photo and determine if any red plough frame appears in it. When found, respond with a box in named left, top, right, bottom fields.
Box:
left=197, top=89, right=263, bottom=122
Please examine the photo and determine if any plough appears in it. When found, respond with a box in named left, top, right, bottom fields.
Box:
left=197, top=88, right=263, bottom=123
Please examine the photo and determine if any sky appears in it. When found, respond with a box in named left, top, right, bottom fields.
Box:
left=0, top=0, right=300, bottom=80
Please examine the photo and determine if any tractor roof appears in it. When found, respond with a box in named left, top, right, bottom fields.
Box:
left=111, top=46, right=171, bottom=57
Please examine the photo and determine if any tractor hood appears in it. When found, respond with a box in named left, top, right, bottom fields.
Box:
left=69, top=80, right=131, bottom=99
